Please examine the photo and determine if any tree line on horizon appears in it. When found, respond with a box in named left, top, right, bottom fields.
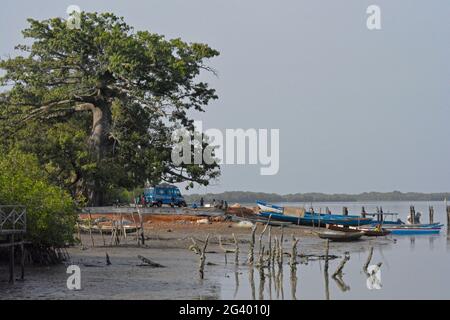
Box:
left=184, top=191, right=450, bottom=204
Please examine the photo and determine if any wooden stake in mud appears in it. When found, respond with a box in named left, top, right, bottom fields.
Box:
left=429, top=206, right=434, bottom=224
left=99, top=225, right=106, bottom=246
left=410, top=206, right=416, bottom=224
left=9, top=234, right=15, bottom=284
left=20, top=237, right=25, bottom=280
left=361, top=206, right=367, bottom=218
left=447, top=206, right=450, bottom=230
left=219, top=235, right=235, bottom=265
left=324, top=239, right=330, bottom=300
left=247, top=224, right=257, bottom=266
left=136, top=206, right=145, bottom=246
left=76, top=221, right=83, bottom=248
left=278, top=227, right=284, bottom=268
left=233, top=233, right=240, bottom=266
left=290, top=235, right=299, bottom=271
left=88, top=210, right=95, bottom=247
left=267, top=226, right=272, bottom=267
left=199, top=234, right=210, bottom=279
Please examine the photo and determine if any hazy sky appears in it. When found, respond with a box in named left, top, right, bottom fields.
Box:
left=1, top=0, right=449, bottom=194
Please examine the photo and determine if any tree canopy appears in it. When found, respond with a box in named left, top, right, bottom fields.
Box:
left=0, top=12, right=221, bottom=205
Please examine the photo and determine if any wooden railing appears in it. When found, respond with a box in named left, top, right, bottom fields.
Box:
left=0, top=205, right=27, bottom=235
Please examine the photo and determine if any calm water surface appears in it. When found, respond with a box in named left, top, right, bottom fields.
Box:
left=220, top=201, right=450, bottom=299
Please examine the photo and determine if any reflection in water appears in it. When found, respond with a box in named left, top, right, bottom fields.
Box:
left=333, top=274, right=350, bottom=292
left=233, top=268, right=239, bottom=299
left=324, top=240, right=330, bottom=300
left=290, top=268, right=298, bottom=300
left=258, top=268, right=265, bottom=300
left=429, top=236, right=435, bottom=250
left=249, top=267, right=255, bottom=300
left=410, top=237, right=416, bottom=250
left=324, top=263, right=330, bottom=300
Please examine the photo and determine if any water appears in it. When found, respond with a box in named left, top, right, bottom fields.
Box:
left=219, top=201, right=450, bottom=299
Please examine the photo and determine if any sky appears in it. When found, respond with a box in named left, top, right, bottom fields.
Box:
left=1, top=0, right=449, bottom=194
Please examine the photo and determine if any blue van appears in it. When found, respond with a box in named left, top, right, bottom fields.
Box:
left=143, top=184, right=186, bottom=207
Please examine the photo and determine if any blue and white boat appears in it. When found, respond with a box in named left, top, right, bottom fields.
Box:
left=256, top=201, right=373, bottom=227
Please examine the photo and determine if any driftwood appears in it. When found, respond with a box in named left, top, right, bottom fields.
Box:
left=137, top=255, right=165, bottom=268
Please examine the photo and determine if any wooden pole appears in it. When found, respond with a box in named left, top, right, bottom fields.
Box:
left=447, top=206, right=450, bottom=229
left=324, top=239, right=330, bottom=300
left=88, top=210, right=95, bottom=247
left=429, top=206, right=434, bottom=224
left=9, top=234, right=15, bottom=284
left=20, top=236, right=25, bottom=280
left=199, top=234, right=210, bottom=279
left=361, top=206, right=366, bottom=218
left=410, top=206, right=415, bottom=224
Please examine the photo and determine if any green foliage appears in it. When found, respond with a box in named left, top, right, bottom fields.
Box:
left=0, top=12, right=221, bottom=205
left=0, top=150, right=77, bottom=246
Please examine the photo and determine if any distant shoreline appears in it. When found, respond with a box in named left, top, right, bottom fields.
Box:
left=184, top=191, right=450, bottom=204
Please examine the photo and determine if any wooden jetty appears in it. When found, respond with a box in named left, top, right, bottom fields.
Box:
left=0, top=206, right=27, bottom=284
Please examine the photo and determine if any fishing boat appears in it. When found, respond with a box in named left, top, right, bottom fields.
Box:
left=257, top=201, right=373, bottom=227
left=316, top=230, right=364, bottom=242
left=381, top=223, right=444, bottom=235
left=328, top=224, right=391, bottom=237
left=256, top=201, right=283, bottom=214
left=364, top=211, right=444, bottom=235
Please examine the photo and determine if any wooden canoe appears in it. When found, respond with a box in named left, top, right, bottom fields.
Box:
left=317, top=230, right=363, bottom=242
left=328, top=224, right=391, bottom=237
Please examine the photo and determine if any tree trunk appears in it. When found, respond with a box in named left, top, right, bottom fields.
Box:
left=87, top=103, right=112, bottom=206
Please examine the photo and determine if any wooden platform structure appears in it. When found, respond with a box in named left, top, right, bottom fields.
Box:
left=0, top=206, right=27, bottom=284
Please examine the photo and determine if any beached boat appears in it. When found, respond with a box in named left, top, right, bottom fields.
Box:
left=256, top=201, right=283, bottom=214
left=256, top=201, right=373, bottom=227
left=317, top=230, right=364, bottom=242
left=229, top=214, right=292, bottom=227
left=328, top=224, right=391, bottom=237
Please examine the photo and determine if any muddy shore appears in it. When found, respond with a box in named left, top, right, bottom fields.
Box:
left=0, top=218, right=389, bottom=300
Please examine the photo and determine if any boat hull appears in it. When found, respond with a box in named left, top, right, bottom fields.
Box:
left=258, top=212, right=373, bottom=227
left=317, top=231, right=363, bottom=242
left=389, top=228, right=441, bottom=235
